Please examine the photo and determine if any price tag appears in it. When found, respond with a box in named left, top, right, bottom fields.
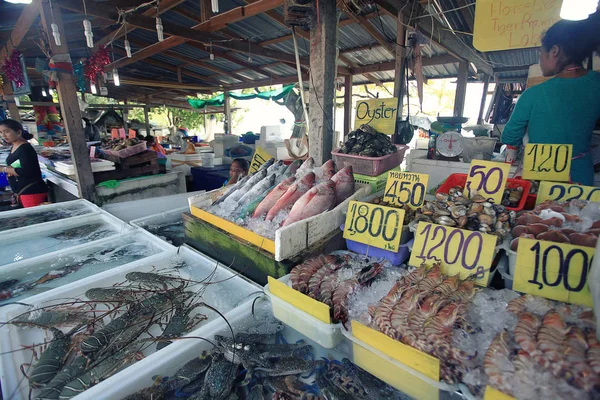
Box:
left=111, top=129, right=119, bottom=139
left=522, top=143, right=572, bottom=182
left=484, top=386, right=515, bottom=400
left=343, top=201, right=405, bottom=252
left=118, top=128, right=126, bottom=139
left=513, top=238, right=594, bottom=307
left=249, top=146, right=272, bottom=174
left=536, top=181, right=600, bottom=204
left=128, top=129, right=136, bottom=139
left=89, top=146, right=96, bottom=158
left=465, top=160, right=510, bottom=204
left=383, top=171, right=429, bottom=209
left=409, top=222, right=496, bottom=286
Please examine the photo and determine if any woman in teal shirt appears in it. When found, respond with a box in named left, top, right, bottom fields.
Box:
left=502, top=16, right=600, bottom=185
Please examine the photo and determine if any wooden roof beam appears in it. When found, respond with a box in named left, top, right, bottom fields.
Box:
left=0, top=0, right=40, bottom=60
left=339, top=3, right=394, bottom=54
left=95, top=0, right=186, bottom=48
left=351, top=54, right=459, bottom=74
left=373, top=0, right=493, bottom=76
left=57, top=0, right=285, bottom=69
left=227, top=73, right=307, bottom=90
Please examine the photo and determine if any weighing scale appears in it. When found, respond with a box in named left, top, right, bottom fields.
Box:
left=429, top=116, right=469, bottom=161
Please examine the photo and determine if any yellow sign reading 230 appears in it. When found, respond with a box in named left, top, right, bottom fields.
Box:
left=536, top=181, right=600, bottom=204
left=344, top=201, right=404, bottom=252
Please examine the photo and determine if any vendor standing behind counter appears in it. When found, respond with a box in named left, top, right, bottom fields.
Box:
left=502, top=14, right=600, bottom=186
left=1, top=119, right=48, bottom=207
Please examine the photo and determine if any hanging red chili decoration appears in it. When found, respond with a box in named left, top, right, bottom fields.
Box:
left=2, top=49, right=25, bottom=88
left=84, top=45, right=110, bottom=84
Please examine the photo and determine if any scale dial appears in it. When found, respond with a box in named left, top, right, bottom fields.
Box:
left=436, top=131, right=463, bottom=157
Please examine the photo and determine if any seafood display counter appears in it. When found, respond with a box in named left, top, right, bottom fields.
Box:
left=130, top=206, right=187, bottom=246
left=0, top=200, right=99, bottom=233
left=0, top=246, right=261, bottom=400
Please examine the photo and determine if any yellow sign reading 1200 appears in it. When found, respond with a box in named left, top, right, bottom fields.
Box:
left=513, top=238, right=594, bottom=307
left=344, top=201, right=404, bottom=252
left=354, top=98, right=398, bottom=135
left=522, top=143, right=572, bottom=182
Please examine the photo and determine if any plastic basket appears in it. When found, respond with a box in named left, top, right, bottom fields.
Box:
left=340, top=224, right=413, bottom=265
left=103, top=141, right=147, bottom=158
left=353, top=167, right=399, bottom=194
left=264, top=276, right=344, bottom=348
left=331, top=145, right=409, bottom=177
left=436, top=173, right=531, bottom=211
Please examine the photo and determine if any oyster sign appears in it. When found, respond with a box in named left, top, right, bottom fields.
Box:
left=354, top=98, right=398, bottom=135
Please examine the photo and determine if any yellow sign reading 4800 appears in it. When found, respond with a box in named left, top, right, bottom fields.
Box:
left=344, top=201, right=404, bottom=252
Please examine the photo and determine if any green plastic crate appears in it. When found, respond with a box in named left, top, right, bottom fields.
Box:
left=354, top=167, right=400, bottom=194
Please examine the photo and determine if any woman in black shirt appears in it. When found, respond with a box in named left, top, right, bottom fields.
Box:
left=1, top=119, right=48, bottom=207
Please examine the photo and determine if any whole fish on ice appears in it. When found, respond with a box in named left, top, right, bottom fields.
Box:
left=213, top=174, right=250, bottom=205
left=266, top=172, right=315, bottom=221
left=295, top=157, right=314, bottom=177
left=286, top=159, right=303, bottom=177
left=267, top=160, right=284, bottom=175
left=253, top=176, right=296, bottom=218
left=238, top=173, right=276, bottom=207
left=282, top=180, right=337, bottom=226
left=239, top=184, right=275, bottom=219
left=320, top=159, right=335, bottom=181
left=331, top=166, right=355, bottom=205
left=227, top=169, right=268, bottom=204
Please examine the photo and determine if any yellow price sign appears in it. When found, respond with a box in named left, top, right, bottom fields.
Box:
left=465, top=160, right=510, bottom=204
left=473, top=0, right=561, bottom=52
left=484, top=386, right=515, bottom=400
left=409, top=222, right=496, bottom=286
left=343, top=201, right=405, bottom=252
left=522, top=143, right=572, bottom=182
left=354, top=98, right=398, bottom=134
left=513, top=238, right=594, bottom=307
left=249, top=146, right=273, bottom=174
left=383, top=171, right=429, bottom=209
left=536, top=181, right=600, bottom=204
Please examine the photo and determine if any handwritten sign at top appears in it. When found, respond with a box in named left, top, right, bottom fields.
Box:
left=249, top=146, right=273, bottom=174
left=465, top=160, right=510, bottom=205
left=473, top=0, right=561, bottom=52
left=354, top=98, right=398, bottom=135
left=522, top=143, right=572, bottom=182
left=513, top=238, right=594, bottom=307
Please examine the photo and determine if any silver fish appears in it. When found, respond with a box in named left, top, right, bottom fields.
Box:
left=238, top=174, right=277, bottom=207
left=228, top=169, right=268, bottom=203
left=214, top=175, right=251, bottom=205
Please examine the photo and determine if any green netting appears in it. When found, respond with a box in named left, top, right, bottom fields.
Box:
left=187, top=84, right=295, bottom=109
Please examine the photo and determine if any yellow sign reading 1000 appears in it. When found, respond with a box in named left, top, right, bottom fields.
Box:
left=514, top=238, right=593, bottom=307
left=344, top=201, right=404, bottom=252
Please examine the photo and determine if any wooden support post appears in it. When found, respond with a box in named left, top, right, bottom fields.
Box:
left=3, top=80, right=22, bottom=122
left=308, top=0, right=337, bottom=166
left=224, top=91, right=232, bottom=134
left=454, top=61, right=468, bottom=117
left=177, top=67, right=182, bottom=83
left=200, top=0, right=212, bottom=22
left=123, top=99, right=129, bottom=133
left=393, top=12, right=407, bottom=140
left=343, top=76, right=352, bottom=137
left=39, top=0, right=95, bottom=201
left=144, top=105, right=151, bottom=136
left=477, top=74, right=490, bottom=125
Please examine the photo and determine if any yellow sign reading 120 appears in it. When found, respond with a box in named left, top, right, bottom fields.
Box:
left=536, top=181, right=600, bottom=204
left=354, top=98, right=398, bottom=135
left=344, top=201, right=404, bottom=252
left=465, top=160, right=510, bottom=205
left=383, top=171, right=429, bottom=209
left=409, top=222, right=496, bottom=286
left=522, top=143, right=572, bottom=182
left=513, top=238, right=593, bottom=307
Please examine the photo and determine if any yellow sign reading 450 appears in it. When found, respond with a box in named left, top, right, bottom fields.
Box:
left=344, top=201, right=404, bottom=252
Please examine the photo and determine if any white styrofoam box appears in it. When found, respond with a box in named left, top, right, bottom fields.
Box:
left=259, top=125, right=282, bottom=138
left=407, top=150, right=518, bottom=189
left=0, top=228, right=170, bottom=308
left=130, top=207, right=187, bottom=246
left=102, top=191, right=205, bottom=223
left=0, top=212, right=129, bottom=267
left=0, top=199, right=100, bottom=234
left=54, top=159, right=115, bottom=175
left=264, top=275, right=344, bottom=348
left=0, top=246, right=261, bottom=400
